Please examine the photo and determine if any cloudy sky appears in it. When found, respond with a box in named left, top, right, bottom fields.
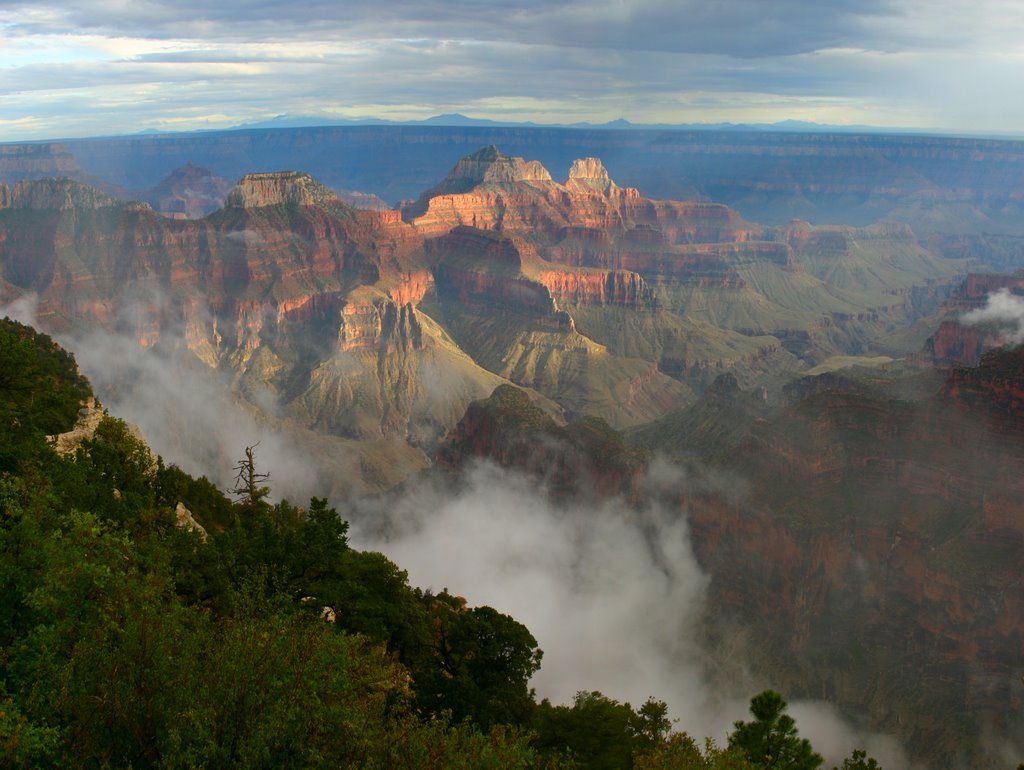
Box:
left=1, top=0, right=1023, bottom=141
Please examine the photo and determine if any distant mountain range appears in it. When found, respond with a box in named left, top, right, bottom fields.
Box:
left=222, top=112, right=1014, bottom=138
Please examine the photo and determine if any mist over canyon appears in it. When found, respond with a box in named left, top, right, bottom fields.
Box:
left=2, top=126, right=1023, bottom=767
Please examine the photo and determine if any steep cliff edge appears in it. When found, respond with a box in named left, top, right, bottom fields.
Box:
left=403, top=148, right=748, bottom=244
left=283, top=285, right=514, bottom=443
left=422, top=225, right=694, bottom=427
left=0, top=143, right=87, bottom=184
left=224, top=171, right=343, bottom=209
left=0, top=177, right=125, bottom=211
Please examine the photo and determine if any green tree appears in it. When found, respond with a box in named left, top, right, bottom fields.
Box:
left=533, top=690, right=640, bottom=770
left=635, top=734, right=756, bottom=769
left=418, top=592, right=542, bottom=729
left=834, top=749, right=882, bottom=770
left=728, top=690, right=823, bottom=770
left=0, top=319, right=91, bottom=473
left=0, top=690, right=59, bottom=768
left=634, top=698, right=673, bottom=749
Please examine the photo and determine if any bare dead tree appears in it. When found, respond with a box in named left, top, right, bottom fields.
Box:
left=232, top=442, right=271, bottom=508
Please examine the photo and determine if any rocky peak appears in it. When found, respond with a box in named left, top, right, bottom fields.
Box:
left=224, top=171, right=339, bottom=209
left=565, top=157, right=617, bottom=194
left=442, top=145, right=553, bottom=189
left=400, top=146, right=553, bottom=223
left=1, top=178, right=121, bottom=211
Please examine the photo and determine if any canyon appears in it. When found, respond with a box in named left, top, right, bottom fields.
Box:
left=1, top=132, right=1023, bottom=766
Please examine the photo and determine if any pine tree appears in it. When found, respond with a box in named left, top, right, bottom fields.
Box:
left=728, top=690, right=823, bottom=769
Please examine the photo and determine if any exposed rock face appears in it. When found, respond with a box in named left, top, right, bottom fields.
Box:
left=335, top=189, right=390, bottom=211
left=224, top=171, right=340, bottom=209
left=0, top=173, right=518, bottom=450
left=0, top=178, right=122, bottom=211
left=420, top=224, right=692, bottom=427
left=430, top=228, right=559, bottom=318
left=0, top=143, right=84, bottom=184
left=48, top=400, right=156, bottom=475
left=174, top=501, right=209, bottom=541
left=336, top=291, right=423, bottom=354
left=404, top=151, right=748, bottom=244
left=0, top=159, right=973, bottom=484
left=4, top=147, right=1021, bottom=764
left=400, top=146, right=554, bottom=226
left=565, top=157, right=619, bottom=195
left=434, top=145, right=552, bottom=190
left=48, top=399, right=106, bottom=456
left=534, top=268, right=655, bottom=309
left=924, top=273, right=1024, bottom=365
left=926, top=319, right=988, bottom=365
left=403, top=147, right=966, bottom=378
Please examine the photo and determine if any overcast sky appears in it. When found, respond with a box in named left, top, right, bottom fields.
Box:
left=1, top=0, right=1023, bottom=141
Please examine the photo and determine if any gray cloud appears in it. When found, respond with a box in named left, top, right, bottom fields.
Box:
left=2, top=1, right=1023, bottom=143
left=2, top=0, right=896, bottom=57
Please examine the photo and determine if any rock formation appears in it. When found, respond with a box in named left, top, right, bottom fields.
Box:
left=48, top=398, right=106, bottom=456
left=0, top=143, right=85, bottom=184
left=565, top=157, right=619, bottom=195
left=0, top=177, right=123, bottom=211
left=174, top=501, right=209, bottom=541
left=0, top=150, right=980, bottom=483
left=224, top=171, right=341, bottom=209
left=924, top=273, right=1024, bottom=365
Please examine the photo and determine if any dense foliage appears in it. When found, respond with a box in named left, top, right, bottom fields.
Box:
left=727, top=690, right=823, bottom=770
left=0, top=319, right=881, bottom=768
left=0, top=318, right=91, bottom=474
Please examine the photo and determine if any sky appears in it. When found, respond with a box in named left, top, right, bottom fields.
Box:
left=1, top=0, right=1023, bottom=141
